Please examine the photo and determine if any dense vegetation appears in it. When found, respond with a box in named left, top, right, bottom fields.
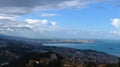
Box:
left=6, top=52, right=63, bottom=67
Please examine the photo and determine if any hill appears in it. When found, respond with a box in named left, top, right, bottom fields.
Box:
left=7, top=52, right=63, bottom=67
left=0, top=35, right=119, bottom=67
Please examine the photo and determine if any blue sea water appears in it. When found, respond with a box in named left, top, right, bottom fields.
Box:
left=45, top=40, right=120, bottom=56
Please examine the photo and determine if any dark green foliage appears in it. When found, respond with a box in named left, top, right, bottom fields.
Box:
left=107, top=64, right=119, bottom=67
left=47, top=59, right=63, bottom=67
left=86, top=62, right=96, bottom=67
left=7, top=52, right=64, bottom=67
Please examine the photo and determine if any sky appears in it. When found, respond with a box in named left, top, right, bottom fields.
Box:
left=0, top=0, right=120, bottom=40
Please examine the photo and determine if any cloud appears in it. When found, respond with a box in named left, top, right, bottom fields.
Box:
left=0, top=17, right=57, bottom=33
left=25, top=19, right=48, bottom=24
left=0, top=0, right=119, bottom=39
left=40, top=13, right=60, bottom=17
left=0, top=0, right=113, bottom=16
left=25, top=19, right=57, bottom=29
left=50, top=21, right=56, bottom=26
left=58, top=0, right=86, bottom=8
left=0, top=19, right=31, bottom=31
left=0, top=16, right=15, bottom=20
left=0, top=0, right=117, bottom=24
left=111, top=31, right=120, bottom=35
left=0, top=0, right=76, bottom=16
left=0, top=0, right=118, bottom=17
left=0, top=16, right=58, bottom=38
left=111, top=18, right=120, bottom=28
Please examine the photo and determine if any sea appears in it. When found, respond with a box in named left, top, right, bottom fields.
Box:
left=45, top=40, right=120, bottom=57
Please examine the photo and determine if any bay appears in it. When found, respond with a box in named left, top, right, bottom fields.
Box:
left=45, top=40, right=120, bottom=56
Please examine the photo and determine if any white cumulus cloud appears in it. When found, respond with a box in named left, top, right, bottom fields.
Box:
left=0, top=17, right=57, bottom=33
left=111, top=18, right=120, bottom=28
left=25, top=19, right=48, bottom=24
left=50, top=21, right=56, bottom=26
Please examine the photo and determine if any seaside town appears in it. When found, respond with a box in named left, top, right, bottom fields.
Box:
left=0, top=36, right=119, bottom=67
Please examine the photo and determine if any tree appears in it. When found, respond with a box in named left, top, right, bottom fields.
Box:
left=86, top=62, right=96, bottom=67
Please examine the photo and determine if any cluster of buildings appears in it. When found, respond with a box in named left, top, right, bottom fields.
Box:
left=49, top=47, right=118, bottom=63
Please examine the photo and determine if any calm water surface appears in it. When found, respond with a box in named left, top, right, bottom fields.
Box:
left=45, top=40, right=120, bottom=56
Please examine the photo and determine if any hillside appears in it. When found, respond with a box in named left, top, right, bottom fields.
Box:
left=0, top=35, right=119, bottom=67
left=7, top=52, right=63, bottom=67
